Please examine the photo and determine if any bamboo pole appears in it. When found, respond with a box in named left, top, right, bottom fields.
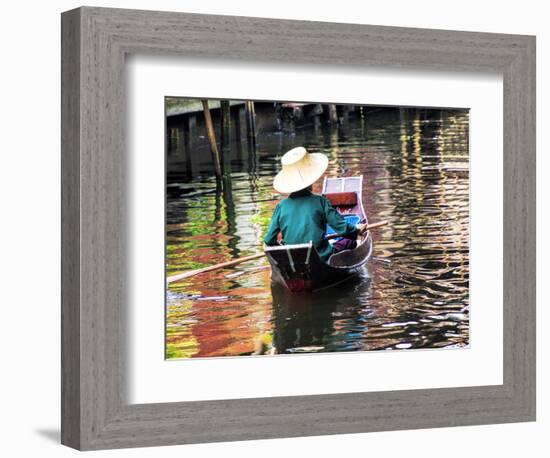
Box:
left=167, top=253, right=266, bottom=284
left=201, top=100, right=223, bottom=179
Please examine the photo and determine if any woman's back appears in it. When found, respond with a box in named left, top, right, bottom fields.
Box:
left=263, top=188, right=357, bottom=261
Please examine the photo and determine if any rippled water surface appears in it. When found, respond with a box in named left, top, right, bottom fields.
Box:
left=166, top=105, right=469, bottom=358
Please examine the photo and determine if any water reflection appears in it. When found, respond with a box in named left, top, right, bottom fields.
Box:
left=166, top=105, right=469, bottom=358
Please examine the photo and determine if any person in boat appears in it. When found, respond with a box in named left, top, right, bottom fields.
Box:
left=263, top=146, right=368, bottom=261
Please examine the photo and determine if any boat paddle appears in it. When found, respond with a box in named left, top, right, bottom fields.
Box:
left=167, top=220, right=389, bottom=284
left=167, top=253, right=266, bottom=284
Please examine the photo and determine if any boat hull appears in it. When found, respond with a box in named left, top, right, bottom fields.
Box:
left=265, top=236, right=372, bottom=292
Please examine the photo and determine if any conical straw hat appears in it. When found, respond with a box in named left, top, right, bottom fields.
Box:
left=273, top=147, right=329, bottom=194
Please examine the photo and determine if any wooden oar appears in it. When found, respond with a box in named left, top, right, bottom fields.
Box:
left=326, top=219, right=389, bottom=240
left=167, top=253, right=266, bottom=284
left=168, top=220, right=389, bottom=284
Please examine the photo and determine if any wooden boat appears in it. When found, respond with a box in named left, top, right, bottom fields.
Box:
left=264, top=176, right=373, bottom=293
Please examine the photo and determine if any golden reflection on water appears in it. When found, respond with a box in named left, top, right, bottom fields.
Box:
left=166, top=106, right=470, bottom=358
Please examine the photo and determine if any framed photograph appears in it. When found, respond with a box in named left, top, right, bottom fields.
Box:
left=61, top=6, right=536, bottom=450
left=164, top=98, right=472, bottom=359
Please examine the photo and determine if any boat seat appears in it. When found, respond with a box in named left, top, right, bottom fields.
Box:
left=324, top=192, right=357, bottom=207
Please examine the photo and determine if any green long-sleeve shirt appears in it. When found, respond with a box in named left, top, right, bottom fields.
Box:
left=263, top=189, right=358, bottom=261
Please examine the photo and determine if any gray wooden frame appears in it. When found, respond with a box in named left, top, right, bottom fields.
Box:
left=61, top=6, right=536, bottom=451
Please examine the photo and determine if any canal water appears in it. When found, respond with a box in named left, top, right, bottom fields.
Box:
left=166, top=105, right=470, bottom=359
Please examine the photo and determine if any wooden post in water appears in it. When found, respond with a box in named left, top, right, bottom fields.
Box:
left=251, top=102, right=257, bottom=134
left=176, top=124, right=185, bottom=158
left=313, top=115, right=321, bottom=133
left=220, top=100, right=231, bottom=149
left=201, top=99, right=223, bottom=180
left=328, top=104, right=338, bottom=125
left=340, top=105, right=350, bottom=124
left=359, top=106, right=366, bottom=137
left=245, top=100, right=257, bottom=151
left=185, top=114, right=200, bottom=177
left=220, top=100, right=232, bottom=172
left=187, top=113, right=197, bottom=148
left=235, top=106, right=243, bottom=143
left=167, top=127, right=174, bottom=154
